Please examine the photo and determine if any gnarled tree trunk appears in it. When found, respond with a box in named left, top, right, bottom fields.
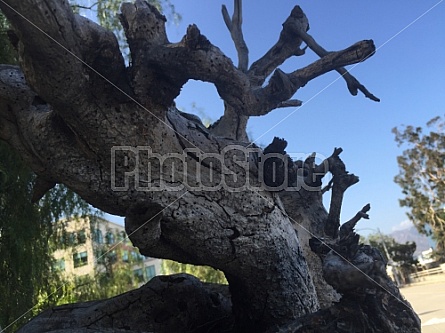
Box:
left=0, top=1, right=419, bottom=332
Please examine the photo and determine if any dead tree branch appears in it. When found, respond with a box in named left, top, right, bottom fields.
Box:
left=119, top=1, right=377, bottom=139
left=71, top=2, right=99, bottom=11
left=307, top=148, right=361, bottom=238
left=339, top=203, right=371, bottom=239
left=276, top=99, right=303, bottom=109
left=299, top=30, right=380, bottom=102
left=306, top=205, right=420, bottom=333
left=249, top=40, right=377, bottom=116
left=248, top=6, right=308, bottom=86
left=222, top=0, right=249, bottom=72
left=326, top=174, right=360, bottom=238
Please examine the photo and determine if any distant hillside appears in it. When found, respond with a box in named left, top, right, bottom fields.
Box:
left=390, top=226, right=433, bottom=257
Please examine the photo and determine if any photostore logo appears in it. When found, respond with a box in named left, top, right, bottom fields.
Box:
left=111, top=146, right=329, bottom=192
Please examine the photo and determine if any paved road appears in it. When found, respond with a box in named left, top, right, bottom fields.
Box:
left=400, top=282, right=445, bottom=333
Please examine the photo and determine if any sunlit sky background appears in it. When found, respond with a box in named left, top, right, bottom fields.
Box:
left=107, top=0, right=445, bottom=235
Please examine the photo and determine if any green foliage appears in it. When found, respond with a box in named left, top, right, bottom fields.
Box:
left=365, top=233, right=417, bottom=283
left=71, top=0, right=181, bottom=59
left=162, top=260, right=228, bottom=284
left=366, top=233, right=417, bottom=266
left=393, top=116, right=445, bottom=255
left=390, top=241, right=417, bottom=268
left=71, top=0, right=180, bottom=28
left=0, top=10, right=17, bottom=64
left=55, top=264, right=140, bottom=305
left=51, top=217, right=150, bottom=305
left=0, top=142, right=92, bottom=332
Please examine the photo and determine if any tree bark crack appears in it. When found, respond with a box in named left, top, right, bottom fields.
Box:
left=0, top=1, right=418, bottom=332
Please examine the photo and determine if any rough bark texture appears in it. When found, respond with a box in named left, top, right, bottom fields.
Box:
left=17, top=274, right=233, bottom=333
left=0, top=0, right=420, bottom=332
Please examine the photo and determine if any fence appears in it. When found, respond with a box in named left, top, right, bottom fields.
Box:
left=409, top=264, right=445, bottom=284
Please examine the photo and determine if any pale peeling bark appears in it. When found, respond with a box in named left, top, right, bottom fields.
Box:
left=0, top=0, right=420, bottom=332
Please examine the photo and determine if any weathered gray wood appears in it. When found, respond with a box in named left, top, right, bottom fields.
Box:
left=0, top=0, right=418, bottom=332
left=18, top=274, right=232, bottom=333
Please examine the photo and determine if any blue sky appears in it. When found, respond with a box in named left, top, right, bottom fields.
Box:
left=107, top=1, right=445, bottom=235
left=164, top=0, right=445, bottom=234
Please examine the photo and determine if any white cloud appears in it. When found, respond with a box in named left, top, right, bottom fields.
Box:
left=391, top=219, right=413, bottom=232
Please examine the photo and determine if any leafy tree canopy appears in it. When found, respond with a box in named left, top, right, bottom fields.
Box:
left=162, top=260, right=228, bottom=284
left=0, top=11, right=16, bottom=64
left=365, top=233, right=417, bottom=284
left=366, top=233, right=417, bottom=268
left=393, top=116, right=445, bottom=256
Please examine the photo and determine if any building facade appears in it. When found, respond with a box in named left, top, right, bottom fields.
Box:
left=52, top=216, right=161, bottom=284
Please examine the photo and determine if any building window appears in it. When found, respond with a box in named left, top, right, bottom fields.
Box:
left=105, top=231, right=115, bottom=245
left=145, top=265, right=156, bottom=281
left=77, top=230, right=86, bottom=244
left=58, top=231, right=67, bottom=247
left=68, top=232, right=76, bottom=246
left=108, top=250, right=117, bottom=264
left=73, top=251, right=88, bottom=268
left=134, top=268, right=144, bottom=283
left=53, top=259, right=65, bottom=271
left=122, top=250, right=129, bottom=262
left=93, top=229, right=103, bottom=244
left=117, top=231, right=126, bottom=243
left=123, top=233, right=132, bottom=245
left=95, top=249, right=106, bottom=264
left=131, top=251, right=143, bottom=262
left=96, top=249, right=117, bottom=265
left=121, top=231, right=128, bottom=243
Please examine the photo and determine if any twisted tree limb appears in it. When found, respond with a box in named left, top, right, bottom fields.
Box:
left=222, top=0, right=248, bottom=72
left=0, top=1, right=399, bottom=331
left=339, top=203, right=371, bottom=239
left=216, top=0, right=250, bottom=141
left=298, top=29, right=380, bottom=101
left=313, top=148, right=361, bottom=238
left=304, top=207, right=420, bottom=333
left=248, top=6, right=308, bottom=87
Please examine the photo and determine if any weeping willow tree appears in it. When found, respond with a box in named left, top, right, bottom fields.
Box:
left=0, top=2, right=173, bottom=330
left=1, top=10, right=92, bottom=331
left=0, top=142, right=92, bottom=331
